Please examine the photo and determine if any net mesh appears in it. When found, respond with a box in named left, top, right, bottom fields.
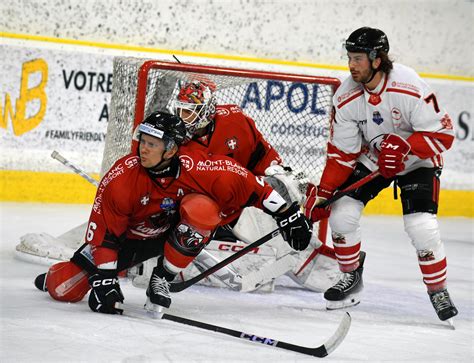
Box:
left=15, top=58, right=339, bottom=264
left=103, top=57, right=339, bottom=184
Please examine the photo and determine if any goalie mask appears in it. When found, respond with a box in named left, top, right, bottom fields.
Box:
left=174, top=81, right=217, bottom=140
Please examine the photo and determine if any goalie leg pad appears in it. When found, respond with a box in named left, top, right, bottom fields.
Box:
left=46, top=261, right=90, bottom=302
left=289, top=246, right=340, bottom=292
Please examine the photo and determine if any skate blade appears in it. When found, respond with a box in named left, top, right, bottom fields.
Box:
left=446, top=318, right=455, bottom=330
left=144, top=297, right=164, bottom=319
left=326, top=294, right=361, bottom=310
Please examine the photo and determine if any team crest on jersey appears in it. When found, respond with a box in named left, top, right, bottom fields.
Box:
left=179, top=155, right=194, bottom=171
left=440, top=114, right=453, bottom=130
left=124, top=156, right=139, bottom=169
left=391, top=107, right=402, bottom=121
left=140, top=193, right=150, bottom=205
left=372, top=111, right=384, bottom=125
left=160, top=197, right=176, bottom=211
left=225, top=136, right=239, bottom=150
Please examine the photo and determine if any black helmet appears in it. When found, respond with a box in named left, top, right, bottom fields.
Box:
left=138, top=111, right=186, bottom=151
left=345, top=27, right=389, bottom=60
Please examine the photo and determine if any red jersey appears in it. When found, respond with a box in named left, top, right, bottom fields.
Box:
left=180, top=105, right=282, bottom=176
left=86, top=149, right=273, bottom=251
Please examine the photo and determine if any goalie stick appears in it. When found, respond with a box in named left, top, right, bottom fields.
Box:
left=124, top=305, right=351, bottom=358
left=170, top=171, right=380, bottom=293
left=170, top=229, right=281, bottom=292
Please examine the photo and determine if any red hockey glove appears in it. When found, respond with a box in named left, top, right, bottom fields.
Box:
left=377, top=134, right=411, bottom=179
left=303, top=183, right=332, bottom=223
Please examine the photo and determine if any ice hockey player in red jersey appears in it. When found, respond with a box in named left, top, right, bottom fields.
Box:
left=34, top=111, right=312, bottom=314
left=303, top=27, right=457, bottom=322
left=174, top=80, right=340, bottom=289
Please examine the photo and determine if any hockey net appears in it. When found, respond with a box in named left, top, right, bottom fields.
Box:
left=16, top=58, right=339, bottom=272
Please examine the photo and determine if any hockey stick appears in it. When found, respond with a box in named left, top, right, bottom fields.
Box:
left=171, top=171, right=380, bottom=293
left=318, top=170, right=380, bottom=208
left=51, top=150, right=99, bottom=187
left=170, top=229, right=281, bottom=292
left=124, top=306, right=351, bottom=358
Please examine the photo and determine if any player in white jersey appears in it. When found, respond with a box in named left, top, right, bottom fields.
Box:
left=303, top=27, right=457, bottom=322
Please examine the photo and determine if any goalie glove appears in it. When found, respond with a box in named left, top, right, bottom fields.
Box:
left=88, top=270, right=124, bottom=315
left=377, top=133, right=411, bottom=179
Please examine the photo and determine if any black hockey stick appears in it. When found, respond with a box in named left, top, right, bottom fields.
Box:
left=122, top=305, right=351, bottom=358
left=160, top=311, right=351, bottom=358
left=318, top=170, right=380, bottom=208
left=170, top=228, right=281, bottom=292
left=170, top=170, right=380, bottom=293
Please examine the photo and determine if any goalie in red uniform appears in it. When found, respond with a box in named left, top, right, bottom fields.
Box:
left=34, top=111, right=312, bottom=314
left=171, top=80, right=343, bottom=292
left=303, top=27, right=457, bottom=323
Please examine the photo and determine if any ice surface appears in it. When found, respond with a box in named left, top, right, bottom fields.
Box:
left=0, top=202, right=472, bottom=362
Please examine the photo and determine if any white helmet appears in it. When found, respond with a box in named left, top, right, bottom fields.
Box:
left=174, top=81, right=217, bottom=139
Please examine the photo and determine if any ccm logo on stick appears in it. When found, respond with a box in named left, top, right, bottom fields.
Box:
left=218, top=243, right=260, bottom=254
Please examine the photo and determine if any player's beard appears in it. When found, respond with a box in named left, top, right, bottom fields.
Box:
left=350, top=67, right=374, bottom=84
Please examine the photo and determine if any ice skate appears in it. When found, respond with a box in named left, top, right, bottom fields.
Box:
left=34, top=272, right=48, bottom=292
left=429, top=288, right=458, bottom=327
left=324, top=251, right=365, bottom=310
left=144, top=257, right=175, bottom=316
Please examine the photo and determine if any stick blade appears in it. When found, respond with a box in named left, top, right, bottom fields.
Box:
left=323, top=312, right=351, bottom=355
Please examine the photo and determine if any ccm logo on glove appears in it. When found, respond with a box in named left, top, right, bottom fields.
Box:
left=91, top=277, right=119, bottom=288
left=278, top=209, right=302, bottom=227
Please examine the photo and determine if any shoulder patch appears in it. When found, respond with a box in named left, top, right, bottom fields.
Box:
left=179, top=155, right=195, bottom=171
left=336, top=88, right=364, bottom=109
left=386, top=81, right=421, bottom=98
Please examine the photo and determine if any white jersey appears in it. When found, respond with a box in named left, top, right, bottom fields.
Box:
left=331, top=63, right=454, bottom=175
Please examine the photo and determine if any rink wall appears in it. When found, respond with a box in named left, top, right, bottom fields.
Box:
left=1, top=0, right=473, bottom=217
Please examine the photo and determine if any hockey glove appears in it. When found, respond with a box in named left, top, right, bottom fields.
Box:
left=303, top=183, right=332, bottom=222
left=273, top=202, right=312, bottom=251
left=377, top=133, right=411, bottom=179
left=88, top=270, right=124, bottom=315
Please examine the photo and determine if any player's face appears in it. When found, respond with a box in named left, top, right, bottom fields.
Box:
left=139, top=134, right=167, bottom=168
left=177, top=108, right=199, bottom=125
left=347, top=52, right=373, bottom=83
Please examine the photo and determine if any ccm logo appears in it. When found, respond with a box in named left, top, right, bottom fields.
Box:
left=279, top=211, right=301, bottom=227
left=92, top=278, right=118, bottom=287
left=384, top=142, right=400, bottom=150
left=218, top=243, right=260, bottom=254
